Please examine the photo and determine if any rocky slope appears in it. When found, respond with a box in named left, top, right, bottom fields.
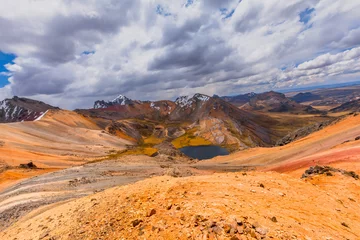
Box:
left=1, top=171, right=359, bottom=240
left=330, top=99, right=360, bottom=113
left=276, top=118, right=340, bottom=146
left=0, top=96, right=58, bottom=123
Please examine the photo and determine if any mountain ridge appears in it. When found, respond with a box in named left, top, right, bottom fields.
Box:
left=0, top=96, right=58, bottom=123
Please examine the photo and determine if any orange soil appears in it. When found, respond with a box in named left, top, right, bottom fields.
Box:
left=0, top=109, right=131, bottom=168
left=2, top=172, right=359, bottom=240
left=0, top=168, right=56, bottom=192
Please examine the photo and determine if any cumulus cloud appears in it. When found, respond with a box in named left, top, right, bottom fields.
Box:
left=0, top=0, right=359, bottom=109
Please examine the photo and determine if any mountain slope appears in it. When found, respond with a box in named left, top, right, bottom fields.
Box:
left=80, top=94, right=281, bottom=148
left=290, top=92, right=322, bottom=103
left=330, top=99, right=360, bottom=112
left=0, top=97, right=58, bottom=123
left=198, top=113, right=360, bottom=175
left=0, top=109, right=131, bottom=168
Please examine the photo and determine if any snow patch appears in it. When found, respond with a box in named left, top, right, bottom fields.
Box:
left=111, top=95, right=129, bottom=105
left=175, top=94, right=210, bottom=108
left=34, top=110, right=48, bottom=121
left=194, top=93, right=210, bottom=102
left=150, top=102, right=160, bottom=111
left=175, top=95, right=193, bottom=108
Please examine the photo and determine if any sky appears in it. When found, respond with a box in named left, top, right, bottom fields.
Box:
left=0, top=0, right=359, bottom=109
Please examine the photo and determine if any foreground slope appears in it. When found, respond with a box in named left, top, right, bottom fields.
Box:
left=0, top=109, right=131, bottom=168
left=1, top=172, right=359, bottom=239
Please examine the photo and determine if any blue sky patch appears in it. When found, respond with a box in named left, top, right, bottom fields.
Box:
left=82, top=50, right=95, bottom=55
left=220, top=8, right=235, bottom=19
left=0, top=51, right=16, bottom=87
left=185, top=0, right=194, bottom=8
left=156, top=5, right=171, bottom=16
left=299, top=8, right=315, bottom=24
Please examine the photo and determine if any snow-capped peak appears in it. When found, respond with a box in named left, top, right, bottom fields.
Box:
left=193, top=93, right=210, bottom=102
left=111, top=95, right=130, bottom=105
left=93, top=94, right=134, bottom=109
left=175, top=94, right=210, bottom=108
left=175, top=95, right=193, bottom=108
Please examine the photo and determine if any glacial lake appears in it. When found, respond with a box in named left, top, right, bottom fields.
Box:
left=179, top=145, right=229, bottom=160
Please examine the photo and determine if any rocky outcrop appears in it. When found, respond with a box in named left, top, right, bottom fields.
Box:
left=276, top=119, right=338, bottom=146
left=302, top=165, right=359, bottom=180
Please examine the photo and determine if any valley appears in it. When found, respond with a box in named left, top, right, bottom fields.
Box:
left=1, top=86, right=360, bottom=239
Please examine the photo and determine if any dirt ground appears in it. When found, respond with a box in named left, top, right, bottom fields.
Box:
left=1, top=171, right=359, bottom=240
left=0, top=155, right=201, bottom=231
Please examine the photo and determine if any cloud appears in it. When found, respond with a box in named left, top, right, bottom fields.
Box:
left=0, top=0, right=359, bottom=109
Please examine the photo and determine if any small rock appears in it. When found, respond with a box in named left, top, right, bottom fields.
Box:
left=250, top=190, right=256, bottom=193
left=250, top=229, right=257, bottom=238
left=196, top=192, right=202, bottom=195
left=223, top=224, right=232, bottom=233
left=237, top=225, right=244, bottom=234
left=39, top=231, right=49, bottom=239
left=270, top=216, right=278, bottom=223
left=146, top=209, right=156, bottom=217
left=256, top=227, right=268, bottom=235
left=212, top=226, right=222, bottom=234
left=259, top=183, right=265, bottom=188
left=131, top=219, right=143, bottom=227
left=341, top=222, right=349, bottom=228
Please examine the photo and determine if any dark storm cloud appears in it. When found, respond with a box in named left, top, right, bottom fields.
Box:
left=10, top=64, right=74, bottom=96
left=161, top=18, right=203, bottom=47
left=4, top=0, right=140, bottom=96
left=33, top=0, right=140, bottom=65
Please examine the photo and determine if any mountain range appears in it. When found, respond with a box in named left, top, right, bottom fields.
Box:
left=1, top=88, right=360, bottom=239
left=0, top=91, right=336, bottom=150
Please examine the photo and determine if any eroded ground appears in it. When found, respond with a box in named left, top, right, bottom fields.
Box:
left=1, top=171, right=359, bottom=240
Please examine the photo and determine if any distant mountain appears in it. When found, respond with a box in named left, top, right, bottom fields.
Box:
left=221, top=92, right=256, bottom=107
left=224, top=91, right=321, bottom=114
left=77, top=95, right=176, bottom=122
left=94, top=95, right=136, bottom=109
left=80, top=93, right=278, bottom=148
left=0, top=96, right=58, bottom=123
left=291, top=92, right=322, bottom=103
left=330, top=99, right=360, bottom=113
